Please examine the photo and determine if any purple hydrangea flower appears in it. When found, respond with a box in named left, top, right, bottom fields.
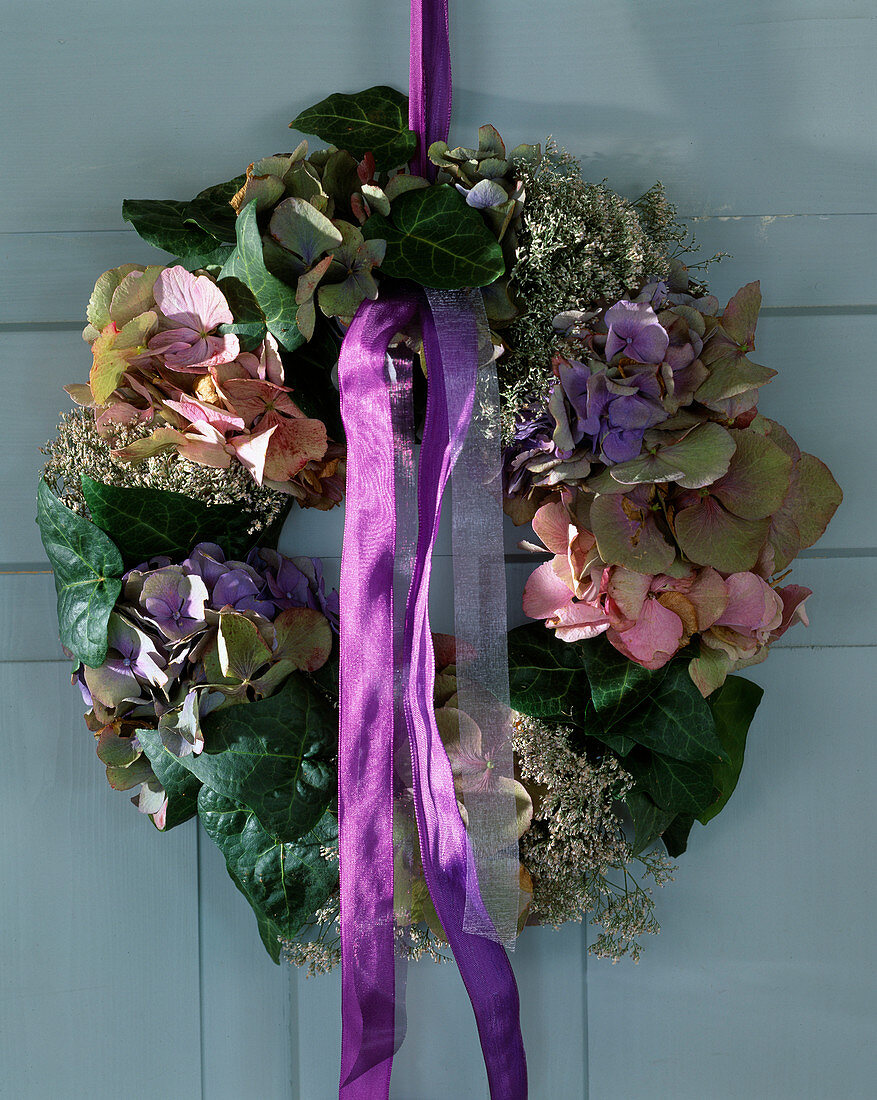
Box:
left=141, top=567, right=209, bottom=641
left=558, top=360, right=668, bottom=464
left=257, top=549, right=339, bottom=631
left=604, top=301, right=669, bottom=364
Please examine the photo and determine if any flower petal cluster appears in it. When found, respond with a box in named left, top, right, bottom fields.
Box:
left=71, top=265, right=342, bottom=509
left=77, top=542, right=336, bottom=826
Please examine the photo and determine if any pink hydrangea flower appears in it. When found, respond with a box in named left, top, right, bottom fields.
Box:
left=148, top=266, right=240, bottom=370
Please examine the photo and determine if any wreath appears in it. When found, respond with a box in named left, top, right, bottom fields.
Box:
left=36, top=19, right=841, bottom=1097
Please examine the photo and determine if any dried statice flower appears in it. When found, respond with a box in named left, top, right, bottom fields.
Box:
left=500, top=143, right=691, bottom=437
left=512, top=712, right=673, bottom=961
left=42, top=408, right=288, bottom=538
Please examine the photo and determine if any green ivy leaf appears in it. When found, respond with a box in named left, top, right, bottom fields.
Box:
left=698, top=674, right=764, bottom=824
left=577, top=636, right=670, bottom=728
left=625, top=789, right=675, bottom=855
left=362, top=185, right=505, bottom=289
left=506, top=623, right=590, bottom=718
left=198, top=787, right=338, bottom=964
left=185, top=176, right=245, bottom=243
left=290, top=86, right=417, bottom=172
left=36, top=481, right=123, bottom=667
left=610, top=661, right=727, bottom=764
left=122, top=198, right=218, bottom=259
left=219, top=202, right=305, bottom=352
left=176, top=673, right=337, bottom=843
left=661, top=813, right=697, bottom=857
left=80, top=477, right=259, bottom=564
left=627, top=749, right=718, bottom=817
left=136, top=727, right=201, bottom=830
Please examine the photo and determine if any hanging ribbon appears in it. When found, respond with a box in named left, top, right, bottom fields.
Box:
left=336, top=1, right=527, bottom=1096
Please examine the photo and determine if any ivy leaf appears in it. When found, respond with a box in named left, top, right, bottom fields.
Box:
left=198, top=788, right=338, bottom=964
left=80, top=477, right=259, bottom=564
left=36, top=481, right=123, bottom=667
left=219, top=202, right=305, bottom=352
left=506, top=623, right=590, bottom=718
left=577, top=636, right=669, bottom=728
left=136, top=727, right=201, bottom=830
left=185, top=176, right=245, bottom=243
left=624, top=789, right=675, bottom=855
left=362, top=185, right=506, bottom=289
left=698, top=674, right=763, bottom=824
left=176, top=673, right=337, bottom=844
left=627, top=749, right=718, bottom=817
left=290, top=86, right=416, bottom=172
left=661, top=813, right=697, bottom=857
left=610, top=660, right=727, bottom=764
left=122, top=198, right=219, bottom=258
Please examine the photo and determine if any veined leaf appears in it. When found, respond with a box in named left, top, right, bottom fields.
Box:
left=123, top=198, right=219, bottom=258
left=698, top=674, right=763, bottom=824
left=220, top=201, right=305, bottom=351
left=185, top=176, right=245, bottom=242
left=506, top=623, right=590, bottom=718
left=627, top=749, right=718, bottom=817
left=199, top=788, right=338, bottom=964
left=291, top=86, right=416, bottom=171
left=610, top=660, right=726, bottom=764
left=176, top=673, right=337, bottom=844
left=36, top=481, right=123, bottom=667
left=362, top=185, right=505, bottom=289
left=80, top=477, right=259, bottom=563
left=136, top=727, right=201, bottom=830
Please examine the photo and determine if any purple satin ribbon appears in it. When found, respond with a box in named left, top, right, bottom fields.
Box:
left=338, top=290, right=527, bottom=1099
left=409, top=0, right=451, bottom=178
left=336, top=1, right=527, bottom=1095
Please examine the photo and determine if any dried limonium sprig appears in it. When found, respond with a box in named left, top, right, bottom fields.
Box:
left=500, top=143, right=694, bottom=436
left=42, top=408, right=288, bottom=537
left=512, top=712, right=674, bottom=962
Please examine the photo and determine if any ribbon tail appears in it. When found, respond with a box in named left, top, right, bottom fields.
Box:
left=337, top=293, right=420, bottom=1100
left=401, top=293, right=528, bottom=1099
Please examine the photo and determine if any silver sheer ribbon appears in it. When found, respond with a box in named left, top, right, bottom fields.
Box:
left=426, top=288, right=520, bottom=948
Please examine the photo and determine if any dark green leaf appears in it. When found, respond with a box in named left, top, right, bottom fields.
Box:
left=625, top=789, right=675, bottom=855
left=662, top=813, right=697, bottom=857
left=627, top=749, right=718, bottom=817
left=198, top=787, right=339, bottom=964
left=611, top=660, right=727, bottom=763
left=175, top=242, right=236, bottom=272
left=178, top=673, right=337, bottom=843
left=184, top=176, right=245, bottom=243
left=291, top=85, right=416, bottom=172
left=36, top=481, right=123, bottom=666
left=136, top=727, right=201, bottom=830
left=698, top=675, right=764, bottom=824
left=80, top=477, right=260, bottom=563
left=122, top=198, right=218, bottom=258
left=506, top=623, right=590, bottom=718
left=277, top=317, right=345, bottom=439
left=220, top=202, right=304, bottom=351
left=362, top=185, right=506, bottom=289
left=578, top=636, right=670, bottom=727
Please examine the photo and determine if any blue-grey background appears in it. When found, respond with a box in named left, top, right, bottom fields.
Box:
left=1, top=1, right=875, bottom=1096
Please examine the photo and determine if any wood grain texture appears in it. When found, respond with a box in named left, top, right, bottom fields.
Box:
left=0, top=662, right=202, bottom=1099
left=3, top=1, right=875, bottom=232
left=586, top=647, right=877, bottom=1100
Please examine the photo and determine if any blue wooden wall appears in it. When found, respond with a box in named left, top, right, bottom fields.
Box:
left=2, top=1, right=875, bottom=1096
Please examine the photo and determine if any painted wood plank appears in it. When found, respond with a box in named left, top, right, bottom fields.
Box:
left=0, top=661, right=202, bottom=1099
left=3, top=213, right=874, bottom=325
left=2, top=1, right=875, bottom=234
left=586, top=646, right=877, bottom=1100
left=197, top=825, right=297, bottom=1100
left=5, top=311, right=871, bottom=562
